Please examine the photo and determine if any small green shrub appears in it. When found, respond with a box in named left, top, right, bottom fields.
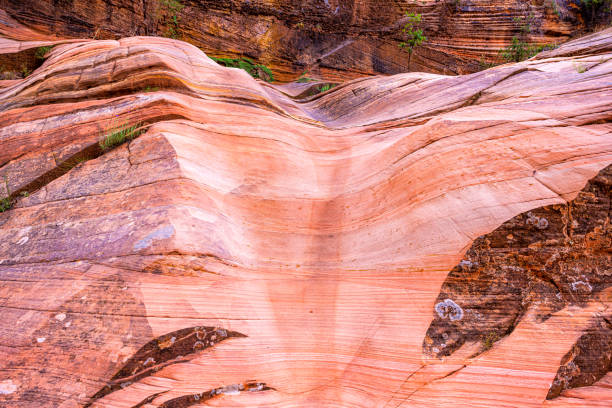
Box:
left=160, top=0, right=184, bottom=39
left=513, top=12, right=536, bottom=35
left=500, top=37, right=558, bottom=63
left=210, top=57, right=275, bottom=82
left=297, top=72, right=316, bottom=83
left=498, top=11, right=554, bottom=63
left=579, top=0, right=612, bottom=29
left=35, top=46, right=53, bottom=60
left=575, top=62, right=587, bottom=73
left=549, top=0, right=561, bottom=18
left=317, top=83, right=336, bottom=93
left=100, top=121, right=143, bottom=151
left=399, top=11, right=427, bottom=64
left=143, top=86, right=160, bottom=92
left=0, top=176, right=12, bottom=213
left=481, top=332, right=500, bottom=351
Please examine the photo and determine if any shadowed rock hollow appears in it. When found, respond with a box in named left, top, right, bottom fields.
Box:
left=0, top=13, right=611, bottom=408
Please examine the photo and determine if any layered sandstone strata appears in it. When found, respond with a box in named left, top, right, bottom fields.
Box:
left=0, top=0, right=603, bottom=80
left=0, top=21, right=611, bottom=408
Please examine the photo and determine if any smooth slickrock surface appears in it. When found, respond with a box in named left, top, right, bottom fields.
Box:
left=0, top=0, right=605, bottom=79
left=0, top=21, right=611, bottom=408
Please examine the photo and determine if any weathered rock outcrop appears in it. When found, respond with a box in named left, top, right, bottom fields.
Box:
left=0, top=21, right=611, bottom=408
left=1, top=0, right=609, bottom=80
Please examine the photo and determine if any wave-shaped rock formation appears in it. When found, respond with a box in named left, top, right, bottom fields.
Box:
left=1, top=0, right=608, bottom=79
left=0, top=19, right=611, bottom=407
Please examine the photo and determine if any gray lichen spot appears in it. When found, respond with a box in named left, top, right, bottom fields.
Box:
left=0, top=379, right=18, bottom=395
left=133, top=225, right=175, bottom=250
left=525, top=212, right=549, bottom=230
left=435, top=298, right=464, bottom=321
left=211, top=384, right=243, bottom=397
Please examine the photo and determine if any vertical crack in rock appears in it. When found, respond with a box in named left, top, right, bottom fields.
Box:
left=546, top=314, right=612, bottom=399
left=423, top=164, right=611, bottom=385
left=85, top=326, right=247, bottom=407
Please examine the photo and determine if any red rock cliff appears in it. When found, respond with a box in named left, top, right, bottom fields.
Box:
left=0, top=0, right=607, bottom=80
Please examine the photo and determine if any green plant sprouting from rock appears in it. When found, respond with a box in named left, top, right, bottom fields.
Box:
left=481, top=332, right=500, bottom=351
left=0, top=175, right=12, bottom=213
left=210, top=57, right=275, bottom=82
left=399, top=11, right=427, bottom=65
left=160, top=0, right=184, bottom=39
left=579, top=0, right=612, bottom=29
left=317, top=83, right=335, bottom=93
left=297, top=72, right=316, bottom=83
left=498, top=11, right=558, bottom=63
left=35, top=46, right=53, bottom=61
left=99, top=121, right=144, bottom=151
left=500, top=37, right=557, bottom=62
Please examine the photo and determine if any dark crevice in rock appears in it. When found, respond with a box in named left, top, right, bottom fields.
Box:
left=423, top=164, right=611, bottom=359
left=0, top=47, right=47, bottom=80
left=157, top=382, right=273, bottom=408
left=84, top=326, right=247, bottom=407
left=131, top=390, right=169, bottom=408
left=546, top=315, right=612, bottom=399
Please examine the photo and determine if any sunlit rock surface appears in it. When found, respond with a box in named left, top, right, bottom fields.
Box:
left=0, top=18, right=611, bottom=408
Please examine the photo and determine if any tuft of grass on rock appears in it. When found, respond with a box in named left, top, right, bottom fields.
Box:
left=35, top=46, right=53, bottom=60
left=481, top=332, right=500, bottom=351
left=575, top=62, right=587, bottom=73
left=317, top=83, right=335, bottom=93
left=0, top=176, right=12, bottom=213
left=143, top=86, right=160, bottom=92
left=99, top=121, right=143, bottom=151
left=297, top=72, right=316, bottom=83
left=210, top=56, right=275, bottom=82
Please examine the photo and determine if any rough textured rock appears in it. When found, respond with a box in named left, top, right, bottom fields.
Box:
left=0, top=22, right=611, bottom=408
left=0, top=1, right=609, bottom=80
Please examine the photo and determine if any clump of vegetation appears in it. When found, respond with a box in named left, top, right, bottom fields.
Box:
left=579, top=0, right=612, bottom=29
left=0, top=176, right=12, bottom=213
left=549, top=0, right=561, bottom=18
left=399, top=11, right=427, bottom=64
left=142, top=86, right=160, bottom=92
left=317, top=83, right=335, bottom=93
left=481, top=332, right=500, bottom=351
left=297, top=72, right=316, bottom=83
left=20, top=64, right=32, bottom=78
left=497, top=11, right=558, bottom=63
left=210, top=57, right=275, bottom=82
left=35, top=46, right=53, bottom=61
left=160, top=0, right=184, bottom=39
left=574, top=62, right=587, bottom=73
left=500, top=38, right=557, bottom=62
left=99, top=121, right=144, bottom=151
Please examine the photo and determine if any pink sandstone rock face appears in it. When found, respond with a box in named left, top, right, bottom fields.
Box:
left=0, top=19, right=611, bottom=408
